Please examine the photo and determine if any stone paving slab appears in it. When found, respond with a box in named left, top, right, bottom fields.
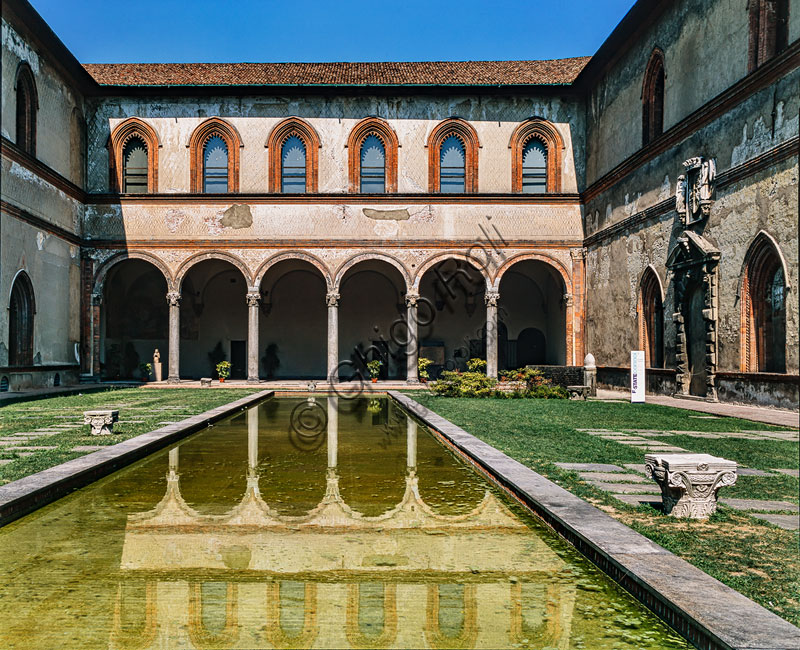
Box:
left=751, top=514, right=799, bottom=530
left=624, top=463, right=648, bottom=474
left=721, top=498, right=799, bottom=513
left=389, top=391, right=800, bottom=650
left=612, top=494, right=663, bottom=508
left=0, top=460, right=13, bottom=466
left=0, top=390, right=274, bottom=527
left=587, top=481, right=662, bottom=494
left=736, top=467, right=773, bottom=477
left=579, top=472, right=649, bottom=483
left=771, top=468, right=800, bottom=478
left=555, top=462, right=625, bottom=472
left=4, top=446, right=57, bottom=451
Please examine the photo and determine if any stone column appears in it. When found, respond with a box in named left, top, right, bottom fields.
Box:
left=168, top=447, right=179, bottom=479
left=327, top=395, right=338, bottom=469
left=485, top=289, right=500, bottom=378
left=246, top=289, right=261, bottom=383
left=405, top=291, right=420, bottom=383
left=91, top=292, right=102, bottom=377
left=247, top=405, right=259, bottom=470
left=406, top=417, right=417, bottom=469
left=166, top=291, right=181, bottom=383
left=326, top=291, right=340, bottom=384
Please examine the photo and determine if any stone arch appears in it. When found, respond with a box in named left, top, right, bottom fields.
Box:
left=739, top=230, right=790, bottom=372
left=175, top=251, right=252, bottom=289
left=412, top=251, right=490, bottom=290
left=334, top=252, right=411, bottom=291
left=254, top=251, right=332, bottom=290
left=493, top=252, right=572, bottom=294
left=94, top=251, right=174, bottom=294
left=8, top=270, right=35, bottom=367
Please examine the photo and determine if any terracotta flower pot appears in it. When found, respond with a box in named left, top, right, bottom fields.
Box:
left=219, top=377, right=225, bottom=383
left=371, top=377, right=378, bottom=383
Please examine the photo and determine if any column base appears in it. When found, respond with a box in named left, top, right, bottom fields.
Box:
left=247, top=378, right=261, bottom=384
left=166, top=376, right=181, bottom=384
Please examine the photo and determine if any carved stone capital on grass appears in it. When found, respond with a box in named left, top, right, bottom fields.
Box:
left=83, top=409, right=120, bottom=436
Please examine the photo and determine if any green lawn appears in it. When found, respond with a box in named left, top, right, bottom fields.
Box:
left=0, top=387, right=259, bottom=484
left=408, top=394, right=800, bottom=625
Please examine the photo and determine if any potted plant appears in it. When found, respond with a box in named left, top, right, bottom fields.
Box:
left=138, top=362, right=152, bottom=382
left=418, top=357, right=433, bottom=383
left=216, top=360, right=231, bottom=383
left=366, top=359, right=382, bottom=383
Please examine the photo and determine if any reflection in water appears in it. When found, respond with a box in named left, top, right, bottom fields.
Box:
left=0, top=397, right=690, bottom=650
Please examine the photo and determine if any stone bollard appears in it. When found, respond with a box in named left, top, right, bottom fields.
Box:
left=83, top=410, right=120, bottom=436
left=583, top=353, right=597, bottom=397
left=645, top=453, right=737, bottom=519
left=200, top=377, right=212, bottom=387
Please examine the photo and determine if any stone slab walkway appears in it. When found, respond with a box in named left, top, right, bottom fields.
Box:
left=595, top=388, right=799, bottom=428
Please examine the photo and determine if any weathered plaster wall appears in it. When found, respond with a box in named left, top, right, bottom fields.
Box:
left=1, top=18, right=86, bottom=188
left=85, top=94, right=585, bottom=194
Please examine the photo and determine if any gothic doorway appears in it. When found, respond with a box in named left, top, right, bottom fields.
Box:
left=8, top=271, right=35, bottom=366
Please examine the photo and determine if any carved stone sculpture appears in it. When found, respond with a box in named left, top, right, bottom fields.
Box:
left=676, top=156, right=716, bottom=224
left=645, top=453, right=737, bottom=519
left=83, top=409, right=120, bottom=436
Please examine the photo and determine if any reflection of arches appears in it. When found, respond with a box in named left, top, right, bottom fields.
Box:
left=176, top=251, right=252, bottom=289
left=8, top=270, right=35, bottom=366
left=110, top=582, right=158, bottom=650
left=424, top=584, right=478, bottom=649
left=265, top=582, right=318, bottom=649
left=510, top=582, right=575, bottom=649
left=188, top=582, right=239, bottom=649
left=740, top=232, right=788, bottom=373
left=517, top=327, right=546, bottom=366
left=637, top=266, right=664, bottom=368
left=346, top=583, right=398, bottom=649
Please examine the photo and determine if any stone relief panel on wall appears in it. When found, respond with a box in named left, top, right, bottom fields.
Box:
left=675, top=157, right=716, bottom=226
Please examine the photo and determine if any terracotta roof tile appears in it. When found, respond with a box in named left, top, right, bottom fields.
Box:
left=83, top=58, right=591, bottom=87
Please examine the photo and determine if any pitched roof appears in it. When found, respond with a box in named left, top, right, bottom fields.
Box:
left=82, top=58, right=591, bottom=87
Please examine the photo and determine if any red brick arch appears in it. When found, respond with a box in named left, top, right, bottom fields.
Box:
left=266, top=117, right=321, bottom=193
left=108, top=117, right=161, bottom=193
left=188, top=117, right=242, bottom=193
left=346, top=117, right=399, bottom=193
left=508, top=118, right=564, bottom=193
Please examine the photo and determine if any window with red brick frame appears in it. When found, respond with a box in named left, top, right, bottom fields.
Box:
left=266, top=117, right=321, bottom=193
left=748, top=0, right=790, bottom=72
left=509, top=118, right=563, bottom=193
left=108, top=118, right=160, bottom=193
left=188, top=118, right=242, bottom=193
left=427, top=119, right=479, bottom=193
left=641, top=48, right=665, bottom=147
left=347, top=117, right=398, bottom=193
left=15, top=62, right=37, bottom=156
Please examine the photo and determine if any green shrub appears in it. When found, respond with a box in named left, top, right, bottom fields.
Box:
left=418, top=357, right=433, bottom=381
left=431, top=370, right=497, bottom=398
left=466, top=358, right=487, bottom=373
left=432, top=362, right=568, bottom=399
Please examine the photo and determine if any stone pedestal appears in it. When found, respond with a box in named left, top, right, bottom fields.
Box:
left=200, top=377, right=212, bottom=387
left=83, top=410, right=120, bottom=436
left=645, top=453, right=737, bottom=519
left=583, top=352, right=597, bottom=397
left=153, top=362, right=163, bottom=382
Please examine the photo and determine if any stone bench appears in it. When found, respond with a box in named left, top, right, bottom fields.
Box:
left=200, top=377, right=212, bottom=387
left=645, top=453, right=737, bottom=519
left=83, top=410, right=119, bottom=436
left=567, top=385, right=590, bottom=400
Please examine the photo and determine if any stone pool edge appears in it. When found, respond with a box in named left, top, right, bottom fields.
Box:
left=389, top=391, right=800, bottom=650
left=0, top=389, right=274, bottom=527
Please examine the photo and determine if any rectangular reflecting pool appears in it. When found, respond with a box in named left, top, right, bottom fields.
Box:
left=0, top=396, right=691, bottom=649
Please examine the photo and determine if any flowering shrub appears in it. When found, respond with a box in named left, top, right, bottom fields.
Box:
left=430, top=359, right=567, bottom=399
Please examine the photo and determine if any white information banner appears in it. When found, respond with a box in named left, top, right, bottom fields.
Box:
left=631, top=350, right=646, bottom=403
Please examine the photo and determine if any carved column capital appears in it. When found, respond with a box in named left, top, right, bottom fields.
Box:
left=166, top=291, right=181, bottom=307
left=326, top=291, right=340, bottom=307
left=91, top=292, right=103, bottom=306
left=563, top=292, right=573, bottom=307
left=484, top=290, right=500, bottom=307
left=246, top=292, right=261, bottom=307
left=405, top=291, right=420, bottom=307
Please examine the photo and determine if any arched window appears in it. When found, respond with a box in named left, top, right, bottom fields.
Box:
left=522, top=139, right=547, bottom=194
left=509, top=119, right=563, bottom=193
left=741, top=234, right=787, bottom=373
left=347, top=118, right=399, bottom=193
left=108, top=118, right=160, bottom=193
left=15, top=63, right=37, bottom=156
left=748, top=0, right=790, bottom=71
left=189, top=118, right=241, bottom=193
left=203, top=136, right=229, bottom=193
left=440, top=136, right=466, bottom=193
left=642, top=49, right=665, bottom=146
left=427, top=119, right=479, bottom=193
left=281, top=135, right=307, bottom=193
left=9, top=272, right=35, bottom=366
left=360, top=135, right=386, bottom=193
left=122, top=137, right=148, bottom=193
left=267, top=118, right=321, bottom=193
left=638, top=267, right=664, bottom=368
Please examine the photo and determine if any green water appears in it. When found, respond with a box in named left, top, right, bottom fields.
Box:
left=0, top=397, right=691, bottom=649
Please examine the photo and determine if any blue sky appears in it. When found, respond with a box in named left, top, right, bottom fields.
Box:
left=31, top=0, right=637, bottom=63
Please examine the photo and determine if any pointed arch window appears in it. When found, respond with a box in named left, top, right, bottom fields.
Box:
left=360, top=135, right=386, bottom=193
left=638, top=268, right=664, bottom=368
left=642, top=49, right=665, bottom=146
left=741, top=234, right=787, bottom=373
left=267, top=118, right=321, bottom=193
left=281, top=135, right=307, bottom=193
left=748, top=0, right=790, bottom=71
left=109, top=118, right=160, bottom=193
left=347, top=118, right=399, bottom=193
left=15, top=63, right=38, bottom=156
left=123, top=137, right=148, bottom=193
left=188, top=118, right=241, bottom=193
left=9, top=272, right=35, bottom=367
left=203, top=136, right=229, bottom=193
left=427, top=119, right=479, bottom=193
left=510, top=119, right=563, bottom=193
